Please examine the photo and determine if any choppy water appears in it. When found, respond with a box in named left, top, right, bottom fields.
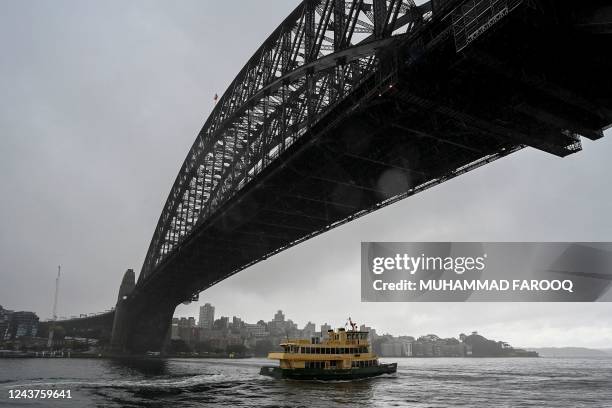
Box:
left=1, top=357, right=611, bottom=407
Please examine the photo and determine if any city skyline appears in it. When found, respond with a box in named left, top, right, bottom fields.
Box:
left=1, top=0, right=612, bottom=351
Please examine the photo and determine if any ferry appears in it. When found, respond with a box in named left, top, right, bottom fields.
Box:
left=260, top=319, right=397, bottom=380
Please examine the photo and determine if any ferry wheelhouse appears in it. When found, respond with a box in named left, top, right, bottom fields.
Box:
left=260, top=323, right=397, bottom=380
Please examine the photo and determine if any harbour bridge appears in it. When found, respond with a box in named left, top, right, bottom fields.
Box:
left=54, top=0, right=612, bottom=353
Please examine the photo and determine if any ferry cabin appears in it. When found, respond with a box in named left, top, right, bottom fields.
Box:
left=267, top=329, right=380, bottom=370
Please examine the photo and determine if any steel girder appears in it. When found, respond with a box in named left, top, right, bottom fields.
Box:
left=139, top=0, right=430, bottom=281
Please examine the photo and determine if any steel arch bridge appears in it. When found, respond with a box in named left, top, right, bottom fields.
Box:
left=140, top=0, right=428, bottom=281
left=108, top=0, right=612, bottom=352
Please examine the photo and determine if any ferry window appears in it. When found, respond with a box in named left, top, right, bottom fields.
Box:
left=314, top=361, right=325, bottom=368
left=330, top=360, right=337, bottom=367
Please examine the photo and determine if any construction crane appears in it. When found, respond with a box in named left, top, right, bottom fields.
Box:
left=47, top=266, right=61, bottom=349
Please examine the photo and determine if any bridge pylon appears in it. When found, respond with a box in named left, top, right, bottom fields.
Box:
left=110, top=269, right=135, bottom=352
left=110, top=268, right=177, bottom=354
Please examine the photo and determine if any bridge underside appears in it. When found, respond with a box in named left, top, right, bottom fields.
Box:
left=122, top=2, right=611, bottom=353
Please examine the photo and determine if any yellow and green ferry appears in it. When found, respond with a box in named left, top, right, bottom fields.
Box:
left=260, top=323, right=397, bottom=380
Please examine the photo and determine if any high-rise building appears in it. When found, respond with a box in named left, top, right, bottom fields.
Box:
left=5, top=311, right=39, bottom=340
left=302, top=321, right=316, bottom=339
left=170, top=318, right=180, bottom=340
left=0, top=306, right=13, bottom=341
left=199, top=303, right=215, bottom=330
left=231, top=316, right=243, bottom=328
left=273, top=310, right=285, bottom=322
left=360, top=324, right=378, bottom=339
left=213, top=316, right=229, bottom=330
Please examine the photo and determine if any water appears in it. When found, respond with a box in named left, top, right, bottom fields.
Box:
left=1, top=357, right=611, bottom=407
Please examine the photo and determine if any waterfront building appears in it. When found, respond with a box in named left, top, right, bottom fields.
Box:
left=0, top=306, right=13, bottom=341
left=199, top=303, right=215, bottom=329
left=380, top=340, right=413, bottom=357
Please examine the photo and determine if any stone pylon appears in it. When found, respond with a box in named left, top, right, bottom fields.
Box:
left=110, top=269, right=135, bottom=352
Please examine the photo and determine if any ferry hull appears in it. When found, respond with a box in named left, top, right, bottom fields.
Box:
left=260, top=363, right=397, bottom=380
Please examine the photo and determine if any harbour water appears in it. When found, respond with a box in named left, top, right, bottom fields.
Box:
left=1, top=357, right=611, bottom=407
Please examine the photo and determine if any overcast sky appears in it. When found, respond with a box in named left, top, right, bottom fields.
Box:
left=1, top=1, right=611, bottom=349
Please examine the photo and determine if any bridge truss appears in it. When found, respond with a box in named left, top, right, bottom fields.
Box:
left=140, top=0, right=429, bottom=281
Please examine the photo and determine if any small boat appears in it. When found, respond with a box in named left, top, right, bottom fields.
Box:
left=260, top=319, right=397, bottom=380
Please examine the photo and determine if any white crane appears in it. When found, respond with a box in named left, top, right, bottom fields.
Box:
left=47, top=266, right=61, bottom=349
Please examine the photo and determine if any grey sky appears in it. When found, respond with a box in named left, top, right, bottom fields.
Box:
left=1, top=1, right=611, bottom=349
